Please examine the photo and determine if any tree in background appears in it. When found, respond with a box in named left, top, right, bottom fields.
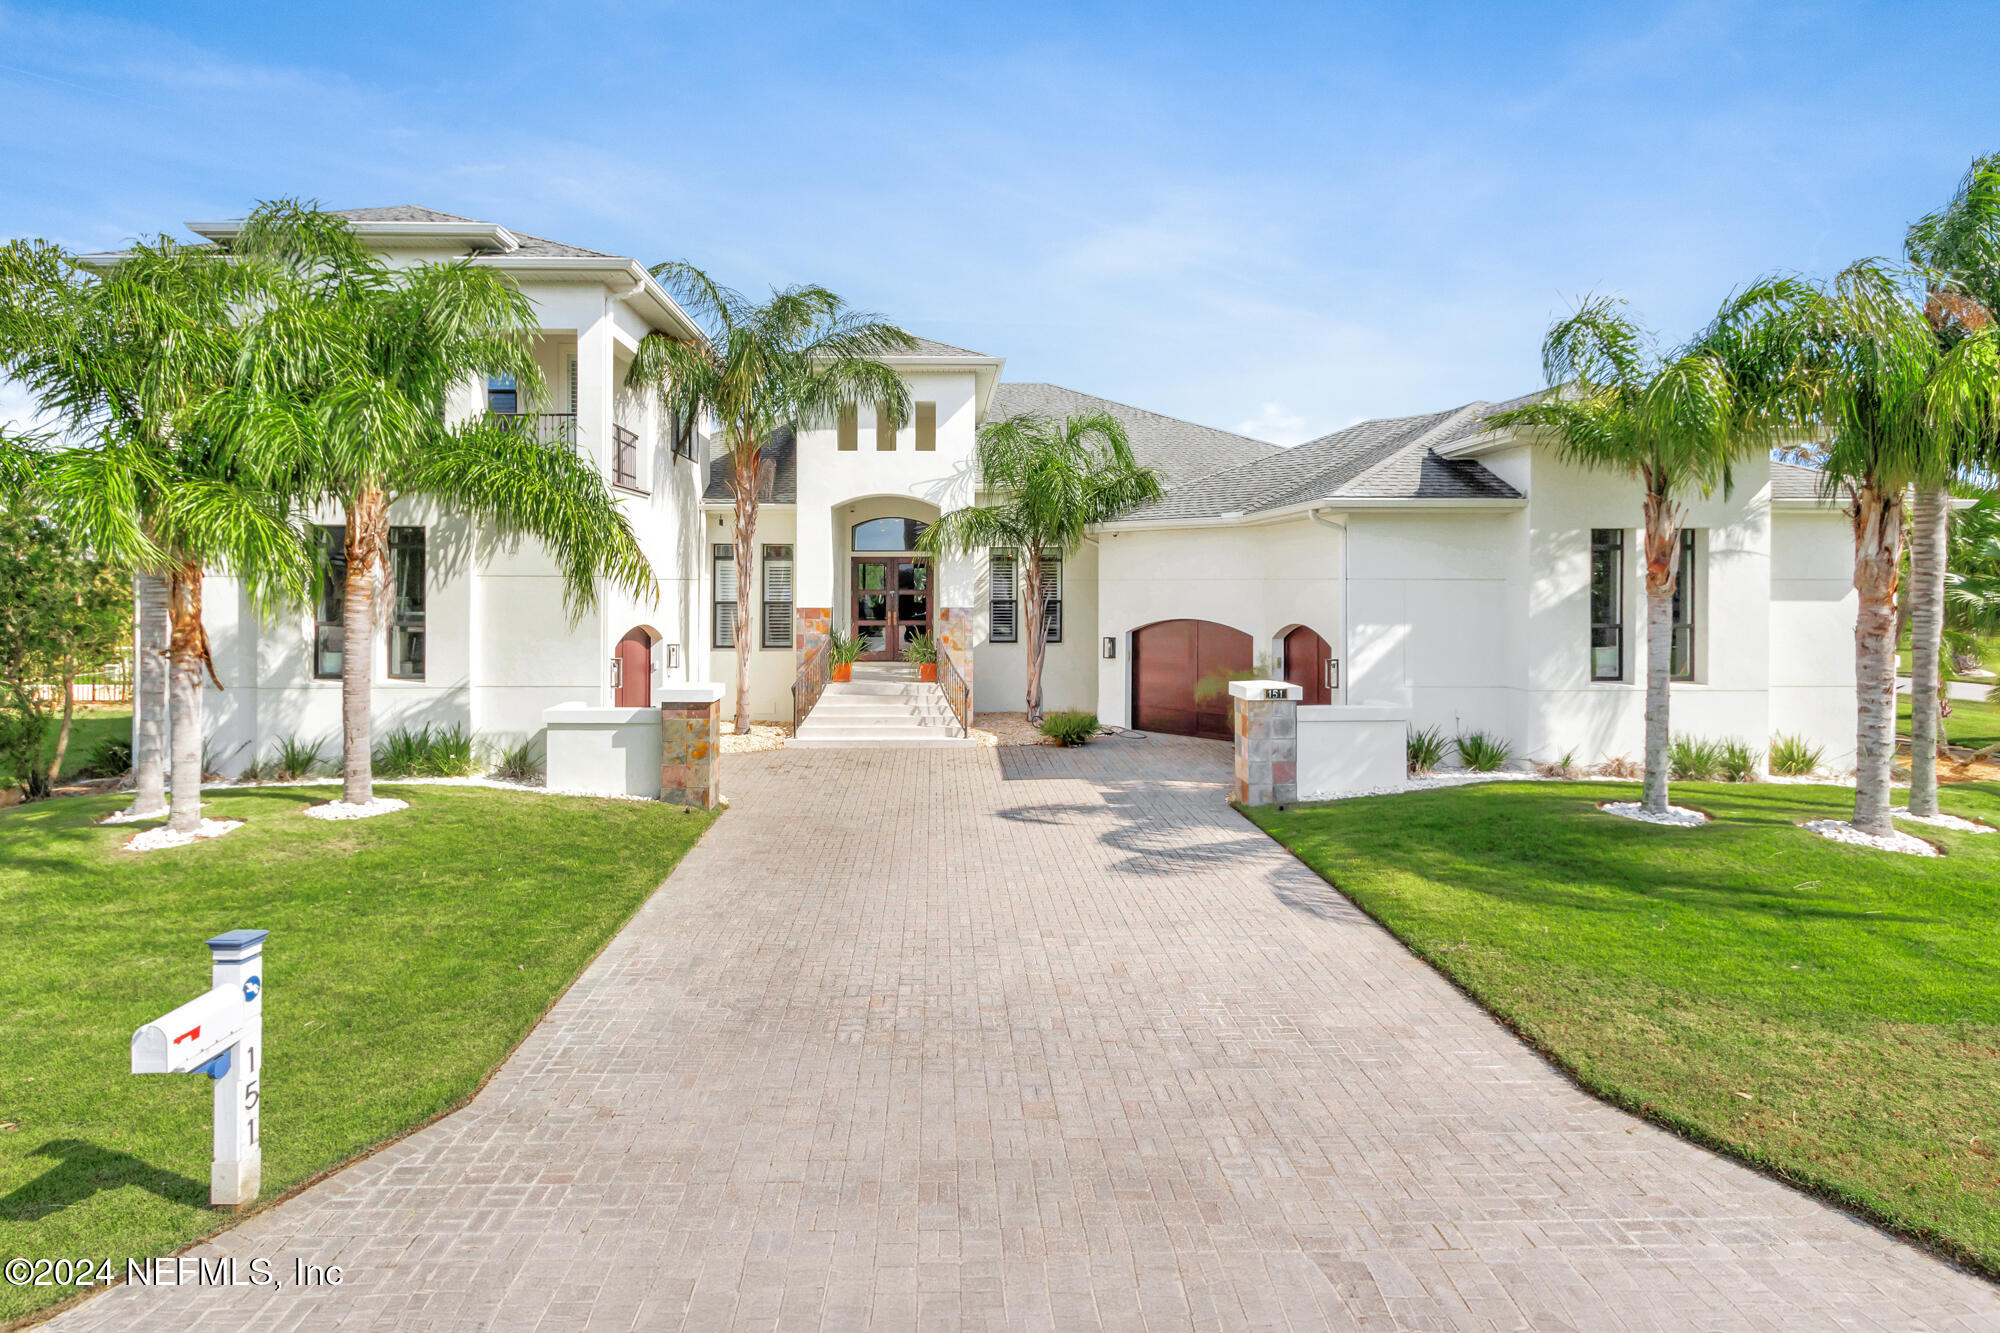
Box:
left=1487, top=295, right=1797, bottom=815
left=626, top=266, right=914, bottom=733
left=920, top=412, right=1163, bottom=723
left=229, top=201, right=655, bottom=803
left=0, top=499, right=131, bottom=796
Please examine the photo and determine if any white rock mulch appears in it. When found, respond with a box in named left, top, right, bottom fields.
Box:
left=720, top=725, right=788, bottom=755
left=1600, top=801, right=1710, bottom=827
left=124, top=818, right=243, bottom=852
left=99, top=805, right=171, bottom=825
left=302, top=797, right=409, bottom=821
left=1801, top=819, right=1940, bottom=857
left=1895, top=809, right=1996, bottom=834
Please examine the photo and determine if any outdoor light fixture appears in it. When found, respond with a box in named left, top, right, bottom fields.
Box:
left=666, top=643, right=681, bottom=669
left=1326, top=658, right=1340, bottom=690
left=1103, top=636, right=1116, bottom=659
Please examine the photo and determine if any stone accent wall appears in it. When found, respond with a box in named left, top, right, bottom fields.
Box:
left=936, top=605, right=975, bottom=729
left=659, top=697, right=722, bottom=810
left=793, top=606, right=832, bottom=724
left=1229, top=682, right=1299, bottom=807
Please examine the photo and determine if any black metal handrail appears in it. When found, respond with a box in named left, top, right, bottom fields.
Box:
left=792, top=631, right=831, bottom=735
left=491, top=411, right=577, bottom=449
left=936, top=642, right=971, bottom=737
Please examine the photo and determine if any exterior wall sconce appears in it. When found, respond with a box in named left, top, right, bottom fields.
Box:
left=1103, top=637, right=1117, bottom=659
left=666, top=643, right=681, bottom=670
left=1326, top=658, right=1340, bottom=690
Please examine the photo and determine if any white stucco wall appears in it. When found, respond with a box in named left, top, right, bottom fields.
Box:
left=1769, top=507, right=1860, bottom=768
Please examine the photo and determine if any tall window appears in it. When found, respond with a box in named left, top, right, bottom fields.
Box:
left=314, top=524, right=345, bottom=679
left=762, top=544, right=794, bottom=648
left=486, top=374, right=517, bottom=415
left=837, top=404, right=858, bottom=451
left=1040, top=556, right=1063, bottom=643
left=712, top=545, right=737, bottom=648
left=1671, top=528, right=1697, bottom=681
left=388, top=526, right=426, bottom=680
left=914, top=401, right=936, bottom=451
left=1589, top=528, right=1623, bottom=681
left=989, top=552, right=1017, bottom=643
left=875, top=401, right=897, bottom=450
left=672, top=409, right=696, bottom=461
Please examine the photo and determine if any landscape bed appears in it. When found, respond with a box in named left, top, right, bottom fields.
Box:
left=0, top=785, right=715, bottom=1322
left=1247, top=780, right=2000, bottom=1276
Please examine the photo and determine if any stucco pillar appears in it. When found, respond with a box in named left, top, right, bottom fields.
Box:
left=1229, top=679, right=1300, bottom=807
left=658, top=683, right=724, bottom=809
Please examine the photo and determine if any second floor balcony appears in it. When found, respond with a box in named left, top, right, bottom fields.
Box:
left=490, top=411, right=577, bottom=450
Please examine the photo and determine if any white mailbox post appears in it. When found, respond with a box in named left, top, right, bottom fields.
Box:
left=131, top=929, right=266, bottom=1206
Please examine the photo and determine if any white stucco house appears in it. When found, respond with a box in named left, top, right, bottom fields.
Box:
left=182, top=207, right=1859, bottom=781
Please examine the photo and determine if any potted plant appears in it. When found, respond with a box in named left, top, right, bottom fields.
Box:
left=902, top=632, right=939, bottom=682
left=827, top=630, right=864, bottom=683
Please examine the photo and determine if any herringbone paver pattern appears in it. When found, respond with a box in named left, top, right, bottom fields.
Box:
left=49, top=739, right=2000, bottom=1330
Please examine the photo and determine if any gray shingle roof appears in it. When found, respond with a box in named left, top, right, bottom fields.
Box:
left=703, top=428, right=796, bottom=504
left=329, top=206, right=618, bottom=259
left=986, top=383, right=1282, bottom=489
left=1114, top=397, right=1526, bottom=521
left=897, top=336, right=995, bottom=359
left=1771, top=459, right=1838, bottom=503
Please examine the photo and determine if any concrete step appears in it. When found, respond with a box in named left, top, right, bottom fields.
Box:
left=824, top=681, right=935, bottom=699
left=805, top=706, right=958, bottom=723
left=799, top=675, right=966, bottom=745
left=788, top=732, right=977, bottom=749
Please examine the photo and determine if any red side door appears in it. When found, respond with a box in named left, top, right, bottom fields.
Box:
left=1282, top=626, right=1332, bottom=706
left=614, top=630, right=652, bottom=707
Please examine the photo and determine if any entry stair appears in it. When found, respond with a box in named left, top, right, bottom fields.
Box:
left=792, top=663, right=975, bottom=748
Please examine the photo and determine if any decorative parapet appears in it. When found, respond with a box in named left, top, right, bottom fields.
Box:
left=659, top=684, right=725, bottom=810
left=1228, top=679, right=1300, bottom=807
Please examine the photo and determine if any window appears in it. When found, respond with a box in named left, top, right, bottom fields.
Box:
left=875, top=401, right=896, bottom=450
left=1039, top=556, right=1063, bottom=643
left=314, top=524, right=345, bottom=680
left=1671, top=528, right=1697, bottom=681
left=1590, top=528, right=1624, bottom=681
left=837, top=404, right=857, bottom=451
left=989, top=552, right=1017, bottom=643
left=388, top=526, right=426, bottom=680
left=712, top=545, right=737, bottom=648
left=852, top=517, right=928, bottom=552
left=672, top=409, right=696, bottom=462
left=612, top=423, right=645, bottom=492
left=761, top=545, right=794, bottom=648
left=486, top=374, right=517, bottom=415
left=915, top=401, right=936, bottom=451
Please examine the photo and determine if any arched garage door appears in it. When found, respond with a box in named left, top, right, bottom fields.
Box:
left=1132, top=619, right=1253, bottom=740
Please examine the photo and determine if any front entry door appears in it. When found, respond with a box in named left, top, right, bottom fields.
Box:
left=852, top=556, right=932, bottom=661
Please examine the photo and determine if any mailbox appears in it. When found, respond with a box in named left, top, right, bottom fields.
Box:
left=132, top=929, right=267, bottom=1206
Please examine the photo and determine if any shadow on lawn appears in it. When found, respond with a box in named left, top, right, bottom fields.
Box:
left=0, top=1139, right=209, bottom=1221
left=0, top=787, right=353, bottom=877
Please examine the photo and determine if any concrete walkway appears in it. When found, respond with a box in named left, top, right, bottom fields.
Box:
left=51, top=739, right=2000, bottom=1330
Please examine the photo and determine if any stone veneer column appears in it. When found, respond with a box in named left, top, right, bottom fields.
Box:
left=1228, top=679, right=1301, bottom=807
left=936, top=606, right=975, bottom=727
left=658, top=684, right=725, bottom=810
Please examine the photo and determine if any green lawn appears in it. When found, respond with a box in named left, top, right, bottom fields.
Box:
left=1248, top=781, right=2000, bottom=1276
left=1900, top=692, right=2000, bottom=750
left=0, top=708, right=130, bottom=786
left=0, top=785, right=715, bottom=1320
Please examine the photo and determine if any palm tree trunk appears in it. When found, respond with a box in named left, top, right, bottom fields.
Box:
left=1906, top=483, right=1949, bottom=818
left=1851, top=482, right=1904, bottom=838
left=1022, top=548, right=1046, bottom=724
left=1640, top=495, right=1679, bottom=814
left=165, top=564, right=208, bottom=833
left=130, top=571, right=170, bottom=816
left=46, top=657, right=76, bottom=789
left=731, top=448, right=759, bottom=735
left=341, top=490, right=387, bottom=805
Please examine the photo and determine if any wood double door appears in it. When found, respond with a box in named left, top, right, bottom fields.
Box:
left=852, top=556, right=932, bottom=661
left=1131, top=619, right=1253, bottom=740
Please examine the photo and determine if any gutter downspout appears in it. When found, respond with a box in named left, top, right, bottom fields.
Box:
left=1310, top=508, right=1348, bottom=704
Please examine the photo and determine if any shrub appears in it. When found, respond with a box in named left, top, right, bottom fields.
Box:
left=487, top=737, right=544, bottom=784
left=1536, top=749, right=1582, bottom=779
left=1454, top=730, right=1513, bottom=772
left=78, top=734, right=132, bottom=779
left=827, top=630, right=865, bottom=667
left=1718, top=737, right=1763, bottom=783
left=1038, top=710, right=1099, bottom=747
left=901, top=632, right=937, bottom=665
left=1769, top=732, right=1825, bottom=777
left=272, top=734, right=329, bottom=780
left=1407, top=724, right=1449, bottom=774
left=374, top=723, right=476, bottom=778
left=1595, top=753, right=1642, bottom=780
left=1669, top=734, right=1725, bottom=782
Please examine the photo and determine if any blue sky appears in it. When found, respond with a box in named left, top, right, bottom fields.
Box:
left=2, top=1, right=1994, bottom=444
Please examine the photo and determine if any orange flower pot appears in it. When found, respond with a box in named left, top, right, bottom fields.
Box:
left=831, top=663, right=853, bottom=683
left=919, top=663, right=938, bottom=683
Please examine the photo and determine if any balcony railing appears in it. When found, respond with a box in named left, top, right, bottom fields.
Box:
left=612, top=422, right=647, bottom=493
left=490, top=411, right=577, bottom=449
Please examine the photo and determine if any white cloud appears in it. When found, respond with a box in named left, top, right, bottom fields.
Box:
left=1235, top=402, right=1312, bottom=446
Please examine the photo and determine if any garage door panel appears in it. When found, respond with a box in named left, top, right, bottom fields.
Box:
left=1134, top=619, right=1252, bottom=740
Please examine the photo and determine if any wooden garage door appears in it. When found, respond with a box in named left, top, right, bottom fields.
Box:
left=1132, top=619, right=1253, bottom=740
left=1282, top=626, right=1333, bottom=706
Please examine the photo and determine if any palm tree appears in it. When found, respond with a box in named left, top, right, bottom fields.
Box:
left=0, top=235, right=309, bottom=831
left=624, top=266, right=915, bottom=734
left=1488, top=296, right=1794, bottom=815
left=919, top=411, right=1164, bottom=723
left=1739, top=262, right=2000, bottom=837
left=1903, top=154, right=2000, bottom=815
left=228, top=201, right=656, bottom=805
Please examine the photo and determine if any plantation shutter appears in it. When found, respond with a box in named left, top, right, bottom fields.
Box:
left=1040, top=557, right=1063, bottom=643
left=762, top=544, right=794, bottom=648
left=713, top=545, right=737, bottom=648
left=915, top=401, right=936, bottom=451
left=567, top=354, right=578, bottom=417
left=989, top=552, right=1017, bottom=643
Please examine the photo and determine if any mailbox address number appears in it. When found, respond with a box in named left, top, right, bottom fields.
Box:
left=1263, top=687, right=1288, bottom=699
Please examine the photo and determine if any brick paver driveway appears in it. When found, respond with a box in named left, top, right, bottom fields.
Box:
left=53, top=738, right=2000, bottom=1330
